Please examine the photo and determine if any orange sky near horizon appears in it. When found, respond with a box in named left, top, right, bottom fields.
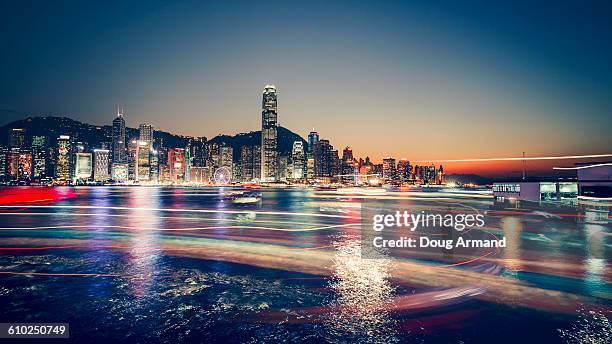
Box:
left=424, top=157, right=609, bottom=178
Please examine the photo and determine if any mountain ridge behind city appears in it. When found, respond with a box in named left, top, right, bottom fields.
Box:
left=0, top=116, right=307, bottom=158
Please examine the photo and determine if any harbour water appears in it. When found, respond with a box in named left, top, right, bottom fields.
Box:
left=0, top=187, right=609, bottom=343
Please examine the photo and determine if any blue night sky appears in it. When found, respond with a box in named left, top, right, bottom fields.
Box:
left=1, top=0, right=611, bottom=161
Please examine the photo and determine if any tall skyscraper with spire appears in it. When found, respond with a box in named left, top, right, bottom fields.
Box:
left=112, top=107, right=126, bottom=163
left=261, top=84, right=278, bottom=182
left=307, top=130, right=319, bottom=158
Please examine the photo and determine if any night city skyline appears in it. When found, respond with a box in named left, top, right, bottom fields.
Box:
left=1, top=1, right=611, bottom=167
left=0, top=2, right=611, bottom=344
left=1, top=82, right=609, bottom=179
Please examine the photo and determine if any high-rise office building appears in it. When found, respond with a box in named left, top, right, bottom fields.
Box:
left=157, top=146, right=168, bottom=173
left=278, top=155, right=289, bottom=182
left=127, top=140, right=138, bottom=181
left=111, top=163, right=128, bottom=182
left=331, top=149, right=340, bottom=180
left=397, top=159, right=411, bottom=182
left=426, top=164, right=436, bottom=184
left=240, top=145, right=261, bottom=182
left=168, top=148, right=186, bottom=183
left=206, top=142, right=221, bottom=168
left=7, top=148, right=32, bottom=182
left=9, top=128, right=26, bottom=148
left=190, top=137, right=207, bottom=168
left=414, top=165, right=422, bottom=183
left=31, top=135, right=49, bottom=180
left=372, top=163, right=383, bottom=177
left=55, top=135, right=71, bottom=180
left=112, top=108, right=126, bottom=163
left=220, top=146, right=233, bottom=170
left=382, top=157, right=397, bottom=182
left=74, top=152, right=93, bottom=181
left=0, top=146, right=8, bottom=182
left=314, top=139, right=333, bottom=180
left=138, top=124, right=153, bottom=145
left=185, top=146, right=192, bottom=182
left=137, top=141, right=151, bottom=182
left=261, top=84, right=278, bottom=182
left=341, top=147, right=353, bottom=165
left=307, top=130, right=319, bottom=158
left=93, top=149, right=110, bottom=182
left=341, top=146, right=354, bottom=184
left=150, top=149, right=159, bottom=182
left=291, top=141, right=305, bottom=180
left=306, top=158, right=315, bottom=181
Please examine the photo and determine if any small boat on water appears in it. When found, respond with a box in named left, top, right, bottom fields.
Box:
left=228, top=190, right=262, bottom=204
left=313, top=185, right=337, bottom=191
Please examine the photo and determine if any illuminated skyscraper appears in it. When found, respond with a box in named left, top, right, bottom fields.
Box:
left=31, top=135, right=49, bottom=180
left=111, top=163, right=128, bottom=182
left=307, top=130, right=319, bottom=158
left=291, top=141, right=305, bottom=180
left=206, top=142, right=221, bottom=168
left=414, top=165, right=422, bottom=183
left=138, top=124, right=153, bottom=146
left=278, top=155, right=288, bottom=181
left=137, top=141, right=151, bottom=182
left=341, top=146, right=354, bottom=184
left=382, top=157, right=397, bottom=182
left=261, top=84, right=278, bottom=182
left=150, top=149, right=159, bottom=182
left=112, top=108, right=126, bottom=163
left=331, top=149, right=340, bottom=180
left=0, top=146, right=8, bottom=182
left=168, top=148, right=186, bottom=183
left=55, top=135, right=71, bottom=180
left=314, top=139, right=333, bottom=180
left=220, top=146, right=233, bottom=170
left=190, top=137, right=207, bottom=168
left=240, top=145, right=261, bottom=182
left=426, top=164, right=436, bottom=184
left=306, top=157, right=315, bottom=181
left=93, top=149, right=110, bottom=182
left=127, top=140, right=138, bottom=181
left=7, top=148, right=32, bottom=182
left=397, top=159, right=411, bottom=182
left=74, top=152, right=93, bottom=181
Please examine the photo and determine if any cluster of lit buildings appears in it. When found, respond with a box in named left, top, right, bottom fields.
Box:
left=254, top=85, right=444, bottom=186
left=0, top=85, right=444, bottom=186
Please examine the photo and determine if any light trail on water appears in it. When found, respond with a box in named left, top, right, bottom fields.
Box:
left=0, top=271, right=120, bottom=277
left=0, top=205, right=361, bottom=220
left=0, top=212, right=350, bottom=226
left=0, top=223, right=360, bottom=232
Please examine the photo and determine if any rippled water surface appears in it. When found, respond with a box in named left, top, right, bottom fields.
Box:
left=0, top=186, right=609, bottom=343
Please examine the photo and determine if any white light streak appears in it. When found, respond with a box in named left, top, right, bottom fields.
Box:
left=412, top=153, right=612, bottom=163
left=553, top=163, right=612, bottom=170
left=0, top=205, right=360, bottom=220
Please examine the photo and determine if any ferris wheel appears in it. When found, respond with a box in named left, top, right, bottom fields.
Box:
left=214, top=167, right=231, bottom=185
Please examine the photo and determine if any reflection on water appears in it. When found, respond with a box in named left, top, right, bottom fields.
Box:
left=584, top=224, right=607, bottom=298
left=0, top=186, right=609, bottom=343
left=558, top=308, right=612, bottom=344
left=124, top=187, right=161, bottom=297
left=326, top=235, right=397, bottom=343
left=501, top=216, right=523, bottom=271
